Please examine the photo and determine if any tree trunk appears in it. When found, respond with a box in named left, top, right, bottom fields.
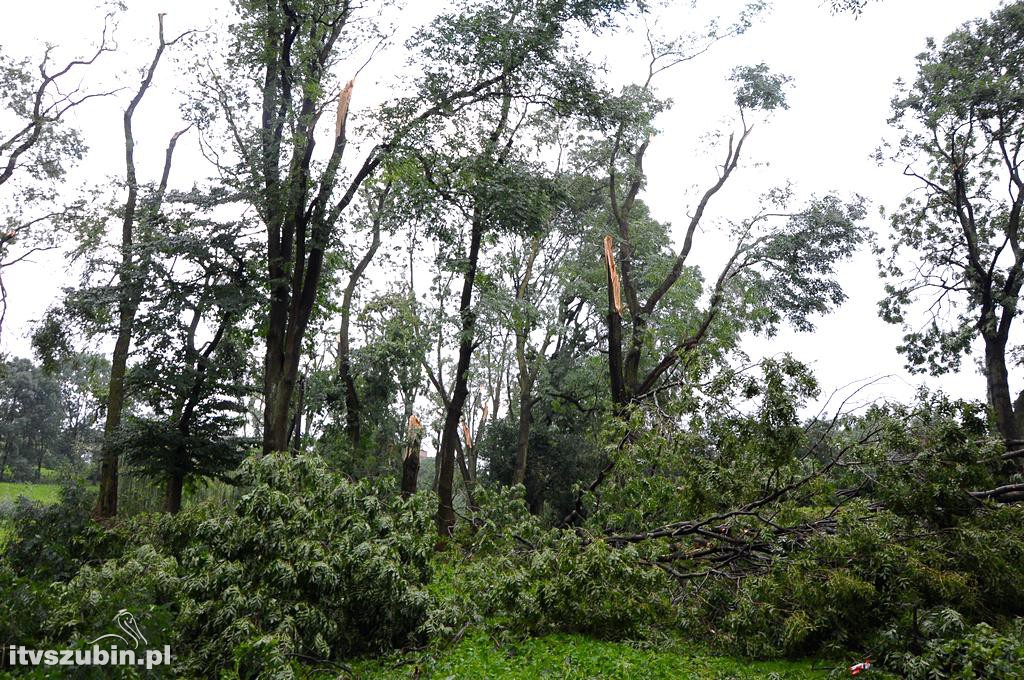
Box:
left=401, top=415, right=423, bottom=498
left=454, top=435, right=477, bottom=511
left=512, top=389, right=533, bottom=486
left=164, top=468, right=184, bottom=514
left=98, top=329, right=131, bottom=517
left=436, top=211, right=484, bottom=536
left=985, top=337, right=1022, bottom=447
left=290, top=374, right=306, bottom=454
left=263, top=308, right=293, bottom=453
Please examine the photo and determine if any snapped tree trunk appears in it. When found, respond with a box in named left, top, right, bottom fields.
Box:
left=401, top=415, right=424, bottom=498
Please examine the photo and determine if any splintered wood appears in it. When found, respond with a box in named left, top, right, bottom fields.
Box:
left=603, top=234, right=622, bottom=315
left=335, top=79, right=354, bottom=139
left=404, top=414, right=423, bottom=461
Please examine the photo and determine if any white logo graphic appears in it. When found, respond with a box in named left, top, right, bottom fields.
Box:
left=88, top=610, right=148, bottom=649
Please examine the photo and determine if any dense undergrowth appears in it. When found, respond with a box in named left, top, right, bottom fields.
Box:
left=2, top=388, right=1024, bottom=678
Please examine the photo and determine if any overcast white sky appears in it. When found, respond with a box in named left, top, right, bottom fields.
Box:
left=0, top=0, right=1008, bottom=411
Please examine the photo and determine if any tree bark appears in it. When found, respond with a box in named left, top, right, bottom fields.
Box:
left=512, top=389, right=533, bottom=486
left=985, top=336, right=1022, bottom=447
left=164, top=467, right=184, bottom=514
left=0, top=441, right=8, bottom=482
left=290, top=374, right=306, bottom=453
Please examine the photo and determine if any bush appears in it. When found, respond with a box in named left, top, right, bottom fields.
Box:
left=480, top=534, right=672, bottom=638
left=887, top=613, right=1024, bottom=679
left=174, top=453, right=437, bottom=676
left=3, top=479, right=120, bottom=581
left=50, top=544, right=180, bottom=652
left=683, top=501, right=1024, bottom=660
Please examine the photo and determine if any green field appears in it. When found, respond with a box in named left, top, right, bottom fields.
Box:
left=350, top=632, right=877, bottom=679
left=0, top=482, right=62, bottom=505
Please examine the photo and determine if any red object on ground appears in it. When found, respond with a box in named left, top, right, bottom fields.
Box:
left=849, top=659, right=872, bottom=676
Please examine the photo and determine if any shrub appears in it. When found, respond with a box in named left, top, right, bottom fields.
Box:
left=480, top=534, right=672, bottom=638
left=174, top=453, right=436, bottom=676
left=49, top=544, right=180, bottom=652
left=887, top=614, right=1024, bottom=679
left=3, top=479, right=120, bottom=581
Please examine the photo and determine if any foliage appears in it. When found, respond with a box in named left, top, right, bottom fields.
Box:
left=174, top=453, right=437, bottom=675
left=864, top=392, right=1001, bottom=526
left=887, top=615, right=1024, bottom=680
left=2, top=479, right=118, bottom=582
left=49, top=544, right=180, bottom=653
left=477, top=408, right=606, bottom=519
left=482, top=535, right=672, bottom=638
left=0, top=357, right=63, bottom=481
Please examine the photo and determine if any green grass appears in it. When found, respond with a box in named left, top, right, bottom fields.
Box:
left=0, top=482, right=62, bottom=504
left=349, top=632, right=873, bottom=679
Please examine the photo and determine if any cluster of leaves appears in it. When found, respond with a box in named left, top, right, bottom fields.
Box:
left=888, top=613, right=1024, bottom=680
left=440, top=485, right=674, bottom=640
left=686, top=502, right=1024, bottom=660
left=2, top=480, right=120, bottom=582
left=174, top=454, right=437, bottom=675
left=0, top=454, right=449, bottom=677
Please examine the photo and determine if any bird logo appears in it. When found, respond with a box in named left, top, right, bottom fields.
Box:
left=88, top=610, right=148, bottom=649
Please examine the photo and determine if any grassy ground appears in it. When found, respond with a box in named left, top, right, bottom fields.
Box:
left=0, top=481, right=62, bottom=504
left=349, top=631, right=876, bottom=679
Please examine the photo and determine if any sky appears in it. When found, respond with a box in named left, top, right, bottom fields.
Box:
left=0, top=0, right=1010, bottom=414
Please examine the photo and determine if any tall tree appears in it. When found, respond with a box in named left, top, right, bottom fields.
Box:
left=410, top=0, right=632, bottom=537
left=598, top=55, right=864, bottom=411
left=201, top=0, right=553, bottom=455
left=878, top=2, right=1024, bottom=450
left=95, top=15, right=193, bottom=518
left=336, top=181, right=392, bottom=450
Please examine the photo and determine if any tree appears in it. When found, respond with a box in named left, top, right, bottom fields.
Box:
left=598, top=60, right=864, bottom=411
left=0, top=14, right=115, bottom=340
left=553, top=25, right=865, bottom=526
left=406, top=0, right=632, bottom=537
left=114, top=212, right=257, bottom=513
left=0, top=357, right=62, bottom=481
left=335, top=181, right=395, bottom=451
left=198, top=0, right=562, bottom=456
left=51, top=353, right=108, bottom=471
left=483, top=169, right=590, bottom=487
left=93, top=16, right=194, bottom=518
left=878, top=2, right=1024, bottom=451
